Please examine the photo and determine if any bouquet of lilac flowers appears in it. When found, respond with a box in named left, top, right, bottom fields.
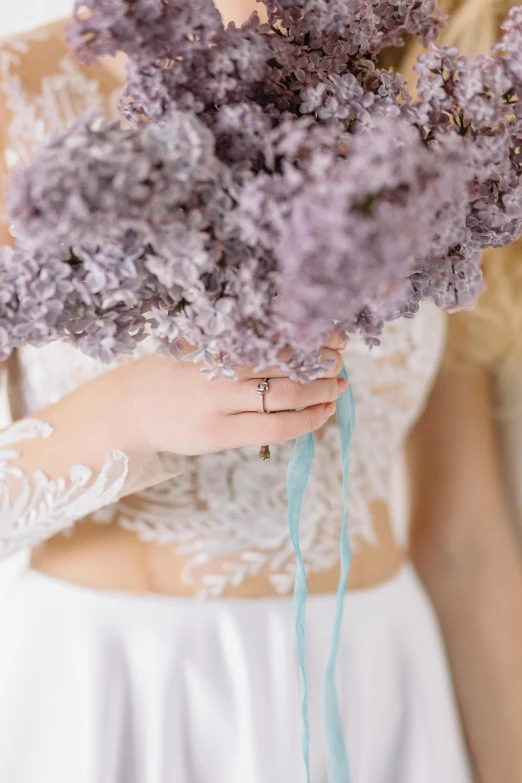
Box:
left=2, top=0, right=522, bottom=384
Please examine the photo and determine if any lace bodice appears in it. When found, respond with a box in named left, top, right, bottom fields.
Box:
left=0, top=23, right=447, bottom=597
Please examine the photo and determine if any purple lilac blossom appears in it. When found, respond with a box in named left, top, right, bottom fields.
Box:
left=1, top=0, right=522, bottom=379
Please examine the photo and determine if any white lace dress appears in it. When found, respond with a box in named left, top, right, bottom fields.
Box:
left=0, top=24, right=473, bottom=783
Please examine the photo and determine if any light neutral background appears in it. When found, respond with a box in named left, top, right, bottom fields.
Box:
left=1, top=2, right=71, bottom=37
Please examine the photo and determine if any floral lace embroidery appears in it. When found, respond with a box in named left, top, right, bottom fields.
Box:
left=13, top=307, right=445, bottom=597
left=111, top=305, right=447, bottom=597
left=0, top=28, right=121, bottom=172
left=0, top=419, right=129, bottom=557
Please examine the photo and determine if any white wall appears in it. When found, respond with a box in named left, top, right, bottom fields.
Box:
left=1, top=1, right=71, bottom=37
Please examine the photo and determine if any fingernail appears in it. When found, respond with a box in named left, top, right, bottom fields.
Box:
left=325, top=402, right=336, bottom=417
left=339, top=338, right=348, bottom=350
left=337, top=378, right=349, bottom=393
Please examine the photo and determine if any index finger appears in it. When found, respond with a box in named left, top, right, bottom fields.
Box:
left=239, top=347, right=344, bottom=380
left=325, top=331, right=348, bottom=351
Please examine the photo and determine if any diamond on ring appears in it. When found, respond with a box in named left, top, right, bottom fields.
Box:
left=257, top=379, right=270, bottom=414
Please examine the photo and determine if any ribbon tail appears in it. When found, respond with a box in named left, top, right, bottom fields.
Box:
left=323, top=364, right=356, bottom=783
left=287, top=431, right=315, bottom=783
left=286, top=364, right=356, bottom=783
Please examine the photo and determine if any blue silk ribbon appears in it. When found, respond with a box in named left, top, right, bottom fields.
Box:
left=286, top=364, right=355, bottom=783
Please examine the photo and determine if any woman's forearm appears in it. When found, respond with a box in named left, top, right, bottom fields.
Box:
left=407, top=362, right=522, bottom=783
left=0, top=361, right=181, bottom=557
left=414, top=521, right=522, bottom=783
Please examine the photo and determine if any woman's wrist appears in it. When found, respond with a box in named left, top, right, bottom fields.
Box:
left=98, top=359, right=158, bottom=459
left=108, top=358, right=185, bottom=491
left=42, top=360, right=184, bottom=494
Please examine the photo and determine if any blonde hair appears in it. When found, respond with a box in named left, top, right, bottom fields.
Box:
left=394, top=0, right=522, bottom=368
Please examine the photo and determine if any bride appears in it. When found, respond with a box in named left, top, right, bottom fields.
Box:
left=0, top=1, right=520, bottom=781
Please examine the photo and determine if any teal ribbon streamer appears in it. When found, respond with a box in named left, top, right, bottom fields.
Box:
left=286, top=428, right=314, bottom=783
left=322, top=365, right=355, bottom=783
left=286, top=364, right=355, bottom=783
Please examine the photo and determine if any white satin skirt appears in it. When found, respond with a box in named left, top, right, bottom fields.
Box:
left=0, top=564, right=473, bottom=783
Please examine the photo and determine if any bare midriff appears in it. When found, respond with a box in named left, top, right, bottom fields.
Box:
left=30, top=501, right=404, bottom=597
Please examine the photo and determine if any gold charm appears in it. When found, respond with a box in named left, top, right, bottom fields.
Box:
left=259, top=445, right=271, bottom=460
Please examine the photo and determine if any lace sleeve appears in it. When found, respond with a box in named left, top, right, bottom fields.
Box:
left=0, top=342, right=183, bottom=558
left=0, top=410, right=183, bottom=558
left=0, top=419, right=129, bottom=556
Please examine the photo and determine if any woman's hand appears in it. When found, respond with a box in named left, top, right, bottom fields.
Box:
left=128, top=334, right=348, bottom=457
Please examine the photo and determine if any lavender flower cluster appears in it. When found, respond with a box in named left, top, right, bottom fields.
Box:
left=2, top=0, right=522, bottom=378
